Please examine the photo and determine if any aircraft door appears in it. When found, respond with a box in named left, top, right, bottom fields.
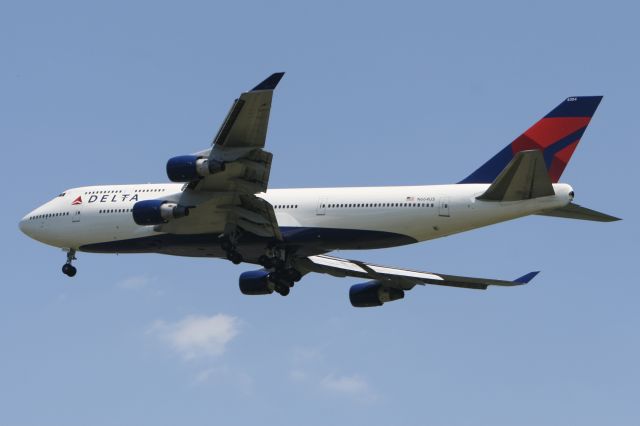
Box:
left=72, top=210, right=81, bottom=223
left=438, top=197, right=450, bottom=217
left=316, top=198, right=327, bottom=216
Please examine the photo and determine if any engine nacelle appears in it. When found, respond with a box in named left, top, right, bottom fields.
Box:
left=166, top=155, right=225, bottom=182
left=239, top=269, right=275, bottom=295
left=132, top=200, right=190, bottom=225
left=349, top=281, right=405, bottom=308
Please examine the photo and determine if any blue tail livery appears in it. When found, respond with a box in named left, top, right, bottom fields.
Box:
left=460, top=96, right=603, bottom=184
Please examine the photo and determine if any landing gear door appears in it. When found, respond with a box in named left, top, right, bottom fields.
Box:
left=72, top=210, right=81, bottom=223
left=438, top=197, right=450, bottom=217
left=316, top=198, right=327, bottom=216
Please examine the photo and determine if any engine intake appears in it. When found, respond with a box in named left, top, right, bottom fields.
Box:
left=239, top=269, right=275, bottom=295
left=132, top=200, right=189, bottom=225
left=166, top=155, right=225, bottom=182
left=349, top=281, right=405, bottom=308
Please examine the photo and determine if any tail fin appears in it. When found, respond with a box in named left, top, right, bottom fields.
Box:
left=460, top=96, right=603, bottom=184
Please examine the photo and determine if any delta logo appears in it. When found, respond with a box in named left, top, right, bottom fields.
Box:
left=71, top=196, right=83, bottom=205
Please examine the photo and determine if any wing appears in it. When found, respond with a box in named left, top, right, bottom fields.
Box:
left=158, top=73, right=285, bottom=240
left=194, top=72, right=284, bottom=193
left=211, top=72, right=284, bottom=150
left=296, top=254, right=539, bottom=290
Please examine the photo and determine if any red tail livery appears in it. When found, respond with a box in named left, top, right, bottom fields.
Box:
left=461, top=96, right=602, bottom=183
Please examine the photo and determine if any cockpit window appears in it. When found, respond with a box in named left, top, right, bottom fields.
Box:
left=58, top=192, right=66, bottom=197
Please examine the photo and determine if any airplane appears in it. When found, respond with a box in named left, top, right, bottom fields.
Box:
left=19, top=73, right=620, bottom=307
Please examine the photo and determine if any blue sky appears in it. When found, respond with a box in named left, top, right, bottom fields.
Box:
left=2, top=1, right=638, bottom=425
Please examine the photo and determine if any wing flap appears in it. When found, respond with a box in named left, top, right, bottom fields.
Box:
left=235, top=194, right=282, bottom=240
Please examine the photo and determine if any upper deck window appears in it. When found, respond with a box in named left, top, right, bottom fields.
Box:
left=58, top=192, right=66, bottom=197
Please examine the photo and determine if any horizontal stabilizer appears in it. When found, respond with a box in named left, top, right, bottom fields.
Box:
left=536, top=202, right=621, bottom=222
left=477, top=150, right=555, bottom=201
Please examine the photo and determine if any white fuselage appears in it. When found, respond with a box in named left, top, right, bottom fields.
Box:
left=19, top=182, right=574, bottom=257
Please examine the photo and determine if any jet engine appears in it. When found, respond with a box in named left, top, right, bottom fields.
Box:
left=132, top=200, right=189, bottom=225
left=239, top=270, right=275, bottom=295
left=349, top=281, right=405, bottom=307
left=166, top=155, right=225, bottom=182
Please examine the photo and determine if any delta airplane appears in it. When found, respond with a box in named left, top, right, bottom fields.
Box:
left=19, top=73, right=620, bottom=307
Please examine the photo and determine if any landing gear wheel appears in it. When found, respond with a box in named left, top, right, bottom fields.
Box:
left=276, top=285, right=290, bottom=296
left=61, top=249, right=77, bottom=277
left=227, top=251, right=243, bottom=265
left=283, top=269, right=302, bottom=282
left=62, top=263, right=77, bottom=277
left=258, top=255, right=274, bottom=268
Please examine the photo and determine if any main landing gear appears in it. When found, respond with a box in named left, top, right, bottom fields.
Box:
left=220, top=236, right=244, bottom=265
left=62, top=249, right=77, bottom=277
left=259, top=247, right=302, bottom=296
left=222, top=232, right=302, bottom=297
left=270, top=269, right=302, bottom=296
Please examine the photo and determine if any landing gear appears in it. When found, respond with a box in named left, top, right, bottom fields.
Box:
left=258, top=254, right=285, bottom=269
left=282, top=268, right=302, bottom=283
left=220, top=234, right=244, bottom=265
left=226, top=251, right=244, bottom=265
left=257, top=245, right=303, bottom=296
left=62, top=249, right=77, bottom=277
left=275, top=285, right=290, bottom=296
left=258, top=255, right=273, bottom=268
left=220, top=238, right=233, bottom=252
left=273, top=270, right=302, bottom=295
left=62, top=263, right=77, bottom=277
left=268, top=271, right=293, bottom=296
left=235, top=237, right=304, bottom=297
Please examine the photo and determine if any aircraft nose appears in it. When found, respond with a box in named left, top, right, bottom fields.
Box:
left=18, top=215, right=29, bottom=235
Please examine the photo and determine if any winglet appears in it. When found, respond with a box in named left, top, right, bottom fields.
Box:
left=515, top=271, right=540, bottom=284
left=251, top=72, right=285, bottom=91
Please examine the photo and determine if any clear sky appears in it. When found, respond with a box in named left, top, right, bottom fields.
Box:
left=2, top=1, right=638, bottom=425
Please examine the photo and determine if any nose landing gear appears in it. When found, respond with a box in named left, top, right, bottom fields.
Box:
left=62, top=249, right=77, bottom=277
